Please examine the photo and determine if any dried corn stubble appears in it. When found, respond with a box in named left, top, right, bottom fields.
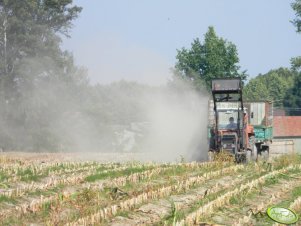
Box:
left=1, top=164, right=186, bottom=219
left=212, top=151, right=235, bottom=163
left=66, top=165, right=244, bottom=226
left=177, top=164, right=301, bottom=225
left=233, top=179, right=301, bottom=226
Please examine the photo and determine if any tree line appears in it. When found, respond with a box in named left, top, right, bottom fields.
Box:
left=175, top=0, right=301, bottom=112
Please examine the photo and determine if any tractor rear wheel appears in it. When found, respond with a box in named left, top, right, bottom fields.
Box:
left=246, top=150, right=251, bottom=163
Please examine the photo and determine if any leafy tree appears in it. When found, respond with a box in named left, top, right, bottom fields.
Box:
left=291, top=56, right=301, bottom=71
left=283, top=73, right=301, bottom=115
left=291, top=0, right=301, bottom=71
left=292, top=0, right=301, bottom=33
left=243, top=77, right=270, bottom=101
left=175, top=26, right=246, bottom=91
left=283, top=0, right=301, bottom=114
left=0, top=0, right=82, bottom=86
left=244, top=68, right=296, bottom=107
left=0, top=0, right=83, bottom=151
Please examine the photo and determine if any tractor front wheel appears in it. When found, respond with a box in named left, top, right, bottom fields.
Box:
left=235, top=152, right=246, bottom=163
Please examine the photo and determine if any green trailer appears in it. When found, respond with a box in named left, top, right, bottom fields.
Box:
left=253, top=126, right=273, bottom=142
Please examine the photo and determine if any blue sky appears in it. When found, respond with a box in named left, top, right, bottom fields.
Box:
left=63, top=0, right=301, bottom=85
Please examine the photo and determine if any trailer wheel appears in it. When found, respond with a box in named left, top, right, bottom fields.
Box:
left=258, top=145, right=269, bottom=161
left=261, top=150, right=269, bottom=161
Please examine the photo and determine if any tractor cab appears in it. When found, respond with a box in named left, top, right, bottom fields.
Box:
left=215, top=107, right=242, bottom=154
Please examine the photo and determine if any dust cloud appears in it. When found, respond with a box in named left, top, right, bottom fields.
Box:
left=74, top=78, right=210, bottom=162
left=141, top=80, right=209, bottom=162
left=1, top=54, right=210, bottom=163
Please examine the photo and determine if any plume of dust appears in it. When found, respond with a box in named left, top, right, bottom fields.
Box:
left=141, top=80, right=209, bottom=162
left=65, top=78, right=210, bottom=163
left=6, top=55, right=210, bottom=163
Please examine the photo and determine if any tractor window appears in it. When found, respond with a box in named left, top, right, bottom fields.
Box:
left=217, top=110, right=242, bottom=130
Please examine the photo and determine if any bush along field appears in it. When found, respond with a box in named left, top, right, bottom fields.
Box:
left=0, top=153, right=301, bottom=225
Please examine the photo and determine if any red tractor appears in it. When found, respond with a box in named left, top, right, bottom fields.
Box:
left=208, top=78, right=257, bottom=162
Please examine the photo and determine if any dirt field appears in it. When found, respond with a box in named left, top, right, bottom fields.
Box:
left=0, top=152, right=300, bottom=225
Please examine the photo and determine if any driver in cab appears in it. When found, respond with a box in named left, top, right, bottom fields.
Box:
left=226, top=117, right=237, bottom=129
